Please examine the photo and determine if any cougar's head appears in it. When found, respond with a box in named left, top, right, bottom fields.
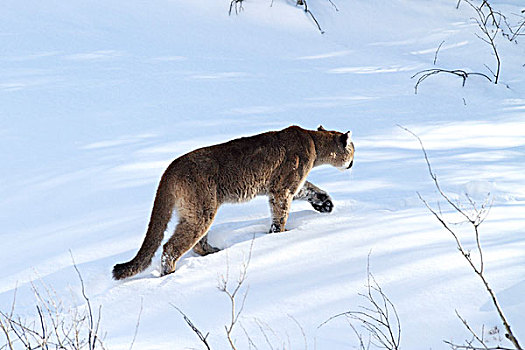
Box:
left=316, top=125, right=354, bottom=170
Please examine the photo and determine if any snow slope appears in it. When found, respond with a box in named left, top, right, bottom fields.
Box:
left=1, top=0, right=524, bottom=349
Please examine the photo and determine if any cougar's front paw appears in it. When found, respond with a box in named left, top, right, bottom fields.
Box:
left=161, top=253, right=176, bottom=276
left=310, top=193, right=334, bottom=213
left=269, top=223, right=281, bottom=233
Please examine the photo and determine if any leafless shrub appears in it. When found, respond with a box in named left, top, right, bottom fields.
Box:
left=415, top=0, right=520, bottom=93
left=320, top=256, right=401, bottom=350
left=229, top=0, right=339, bottom=34
left=174, top=239, right=254, bottom=350
left=458, top=0, right=525, bottom=43
left=217, top=240, right=253, bottom=350
left=175, top=237, right=313, bottom=350
left=0, top=257, right=106, bottom=350
left=412, top=68, right=492, bottom=94
left=400, top=126, right=523, bottom=350
left=458, top=0, right=503, bottom=84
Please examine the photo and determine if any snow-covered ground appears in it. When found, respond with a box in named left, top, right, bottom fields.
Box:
left=1, top=0, right=524, bottom=349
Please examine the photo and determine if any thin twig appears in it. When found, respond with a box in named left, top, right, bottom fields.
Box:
left=171, top=304, right=211, bottom=350
left=70, top=251, right=98, bottom=350
left=288, top=314, right=307, bottom=350
left=434, top=40, right=445, bottom=65
left=128, top=298, right=143, bottom=350
left=254, top=318, right=276, bottom=350
left=239, top=323, right=259, bottom=350
left=456, top=310, right=490, bottom=350
left=300, top=0, right=325, bottom=34
left=443, top=340, right=515, bottom=350
left=326, top=0, right=339, bottom=12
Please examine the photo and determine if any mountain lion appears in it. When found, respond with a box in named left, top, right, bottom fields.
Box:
left=113, top=125, right=354, bottom=279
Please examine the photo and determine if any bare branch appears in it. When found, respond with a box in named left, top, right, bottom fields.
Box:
left=458, top=0, right=503, bottom=83
left=454, top=310, right=490, bottom=350
left=239, top=323, right=259, bottom=350
left=1, top=265, right=107, bottom=350
left=229, top=0, right=244, bottom=15
left=219, top=236, right=255, bottom=350
left=70, top=251, right=101, bottom=350
left=401, top=126, right=522, bottom=350
left=411, top=68, right=492, bottom=94
left=299, top=0, right=325, bottom=34
left=254, top=318, right=276, bottom=350
left=434, top=40, right=445, bottom=65
left=288, top=314, right=308, bottom=350
left=320, top=255, right=400, bottom=350
left=171, top=304, right=211, bottom=350
left=502, top=13, right=525, bottom=41
left=128, top=298, right=143, bottom=350
left=326, top=0, right=339, bottom=12
left=444, top=340, right=515, bottom=350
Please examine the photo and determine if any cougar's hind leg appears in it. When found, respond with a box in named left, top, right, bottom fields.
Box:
left=161, top=205, right=217, bottom=276
left=193, top=234, right=220, bottom=256
left=293, top=180, right=333, bottom=213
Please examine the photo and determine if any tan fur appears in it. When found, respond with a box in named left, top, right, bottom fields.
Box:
left=112, top=125, right=354, bottom=279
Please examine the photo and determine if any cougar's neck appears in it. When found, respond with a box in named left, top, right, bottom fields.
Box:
left=308, top=131, right=334, bottom=167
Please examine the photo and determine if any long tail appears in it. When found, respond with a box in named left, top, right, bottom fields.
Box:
left=112, top=176, right=176, bottom=280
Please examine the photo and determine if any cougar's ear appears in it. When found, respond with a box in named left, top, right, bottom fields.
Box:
left=317, top=125, right=327, bottom=132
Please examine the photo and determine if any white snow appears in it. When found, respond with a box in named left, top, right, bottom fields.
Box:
left=1, top=0, right=524, bottom=349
